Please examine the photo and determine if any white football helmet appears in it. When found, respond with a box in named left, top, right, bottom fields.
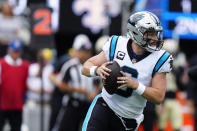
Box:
left=127, top=11, right=164, bottom=52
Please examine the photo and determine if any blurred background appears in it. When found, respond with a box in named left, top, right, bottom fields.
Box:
left=0, top=0, right=197, bottom=131
left=0, top=0, right=195, bottom=58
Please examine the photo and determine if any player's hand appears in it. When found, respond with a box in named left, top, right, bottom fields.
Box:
left=95, top=61, right=113, bottom=80
left=117, top=71, right=138, bottom=89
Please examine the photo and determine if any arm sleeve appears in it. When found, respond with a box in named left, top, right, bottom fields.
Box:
left=158, top=55, right=173, bottom=73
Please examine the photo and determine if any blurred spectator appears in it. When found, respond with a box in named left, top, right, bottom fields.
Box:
left=95, top=35, right=109, bottom=54
left=0, top=39, right=29, bottom=131
left=23, top=48, right=54, bottom=131
left=188, top=64, right=197, bottom=82
left=157, top=39, right=182, bottom=131
left=186, top=54, right=197, bottom=131
left=49, top=34, right=100, bottom=131
left=49, top=51, right=70, bottom=131
left=0, top=1, right=30, bottom=57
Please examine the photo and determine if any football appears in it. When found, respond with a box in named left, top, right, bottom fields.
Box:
left=103, top=61, right=122, bottom=94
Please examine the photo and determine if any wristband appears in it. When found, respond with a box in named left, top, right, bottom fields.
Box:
left=135, top=83, right=146, bottom=95
left=90, top=66, right=98, bottom=77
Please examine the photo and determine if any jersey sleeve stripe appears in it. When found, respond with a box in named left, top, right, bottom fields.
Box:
left=109, top=35, right=119, bottom=61
left=152, top=51, right=170, bottom=77
left=82, top=94, right=101, bottom=131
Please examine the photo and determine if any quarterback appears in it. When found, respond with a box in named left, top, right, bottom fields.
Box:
left=81, top=11, right=173, bottom=131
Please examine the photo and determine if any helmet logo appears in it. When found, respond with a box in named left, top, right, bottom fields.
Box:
left=132, top=58, right=137, bottom=64
left=129, top=14, right=144, bottom=25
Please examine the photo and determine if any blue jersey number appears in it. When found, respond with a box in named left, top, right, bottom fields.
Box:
left=115, top=66, right=138, bottom=98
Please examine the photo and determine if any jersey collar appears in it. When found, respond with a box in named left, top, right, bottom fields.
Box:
left=127, top=39, right=151, bottom=63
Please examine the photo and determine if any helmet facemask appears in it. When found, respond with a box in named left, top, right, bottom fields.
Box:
left=143, top=31, right=164, bottom=52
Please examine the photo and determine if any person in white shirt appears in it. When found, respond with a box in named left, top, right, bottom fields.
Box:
left=81, top=11, right=173, bottom=131
left=23, top=48, right=54, bottom=131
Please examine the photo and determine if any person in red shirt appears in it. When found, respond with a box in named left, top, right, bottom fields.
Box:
left=0, top=39, right=29, bottom=131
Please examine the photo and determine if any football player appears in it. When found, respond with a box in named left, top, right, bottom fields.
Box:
left=81, top=11, right=173, bottom=131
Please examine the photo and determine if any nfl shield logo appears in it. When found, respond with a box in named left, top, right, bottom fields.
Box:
left=132, top=58, right=136, bottom=64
